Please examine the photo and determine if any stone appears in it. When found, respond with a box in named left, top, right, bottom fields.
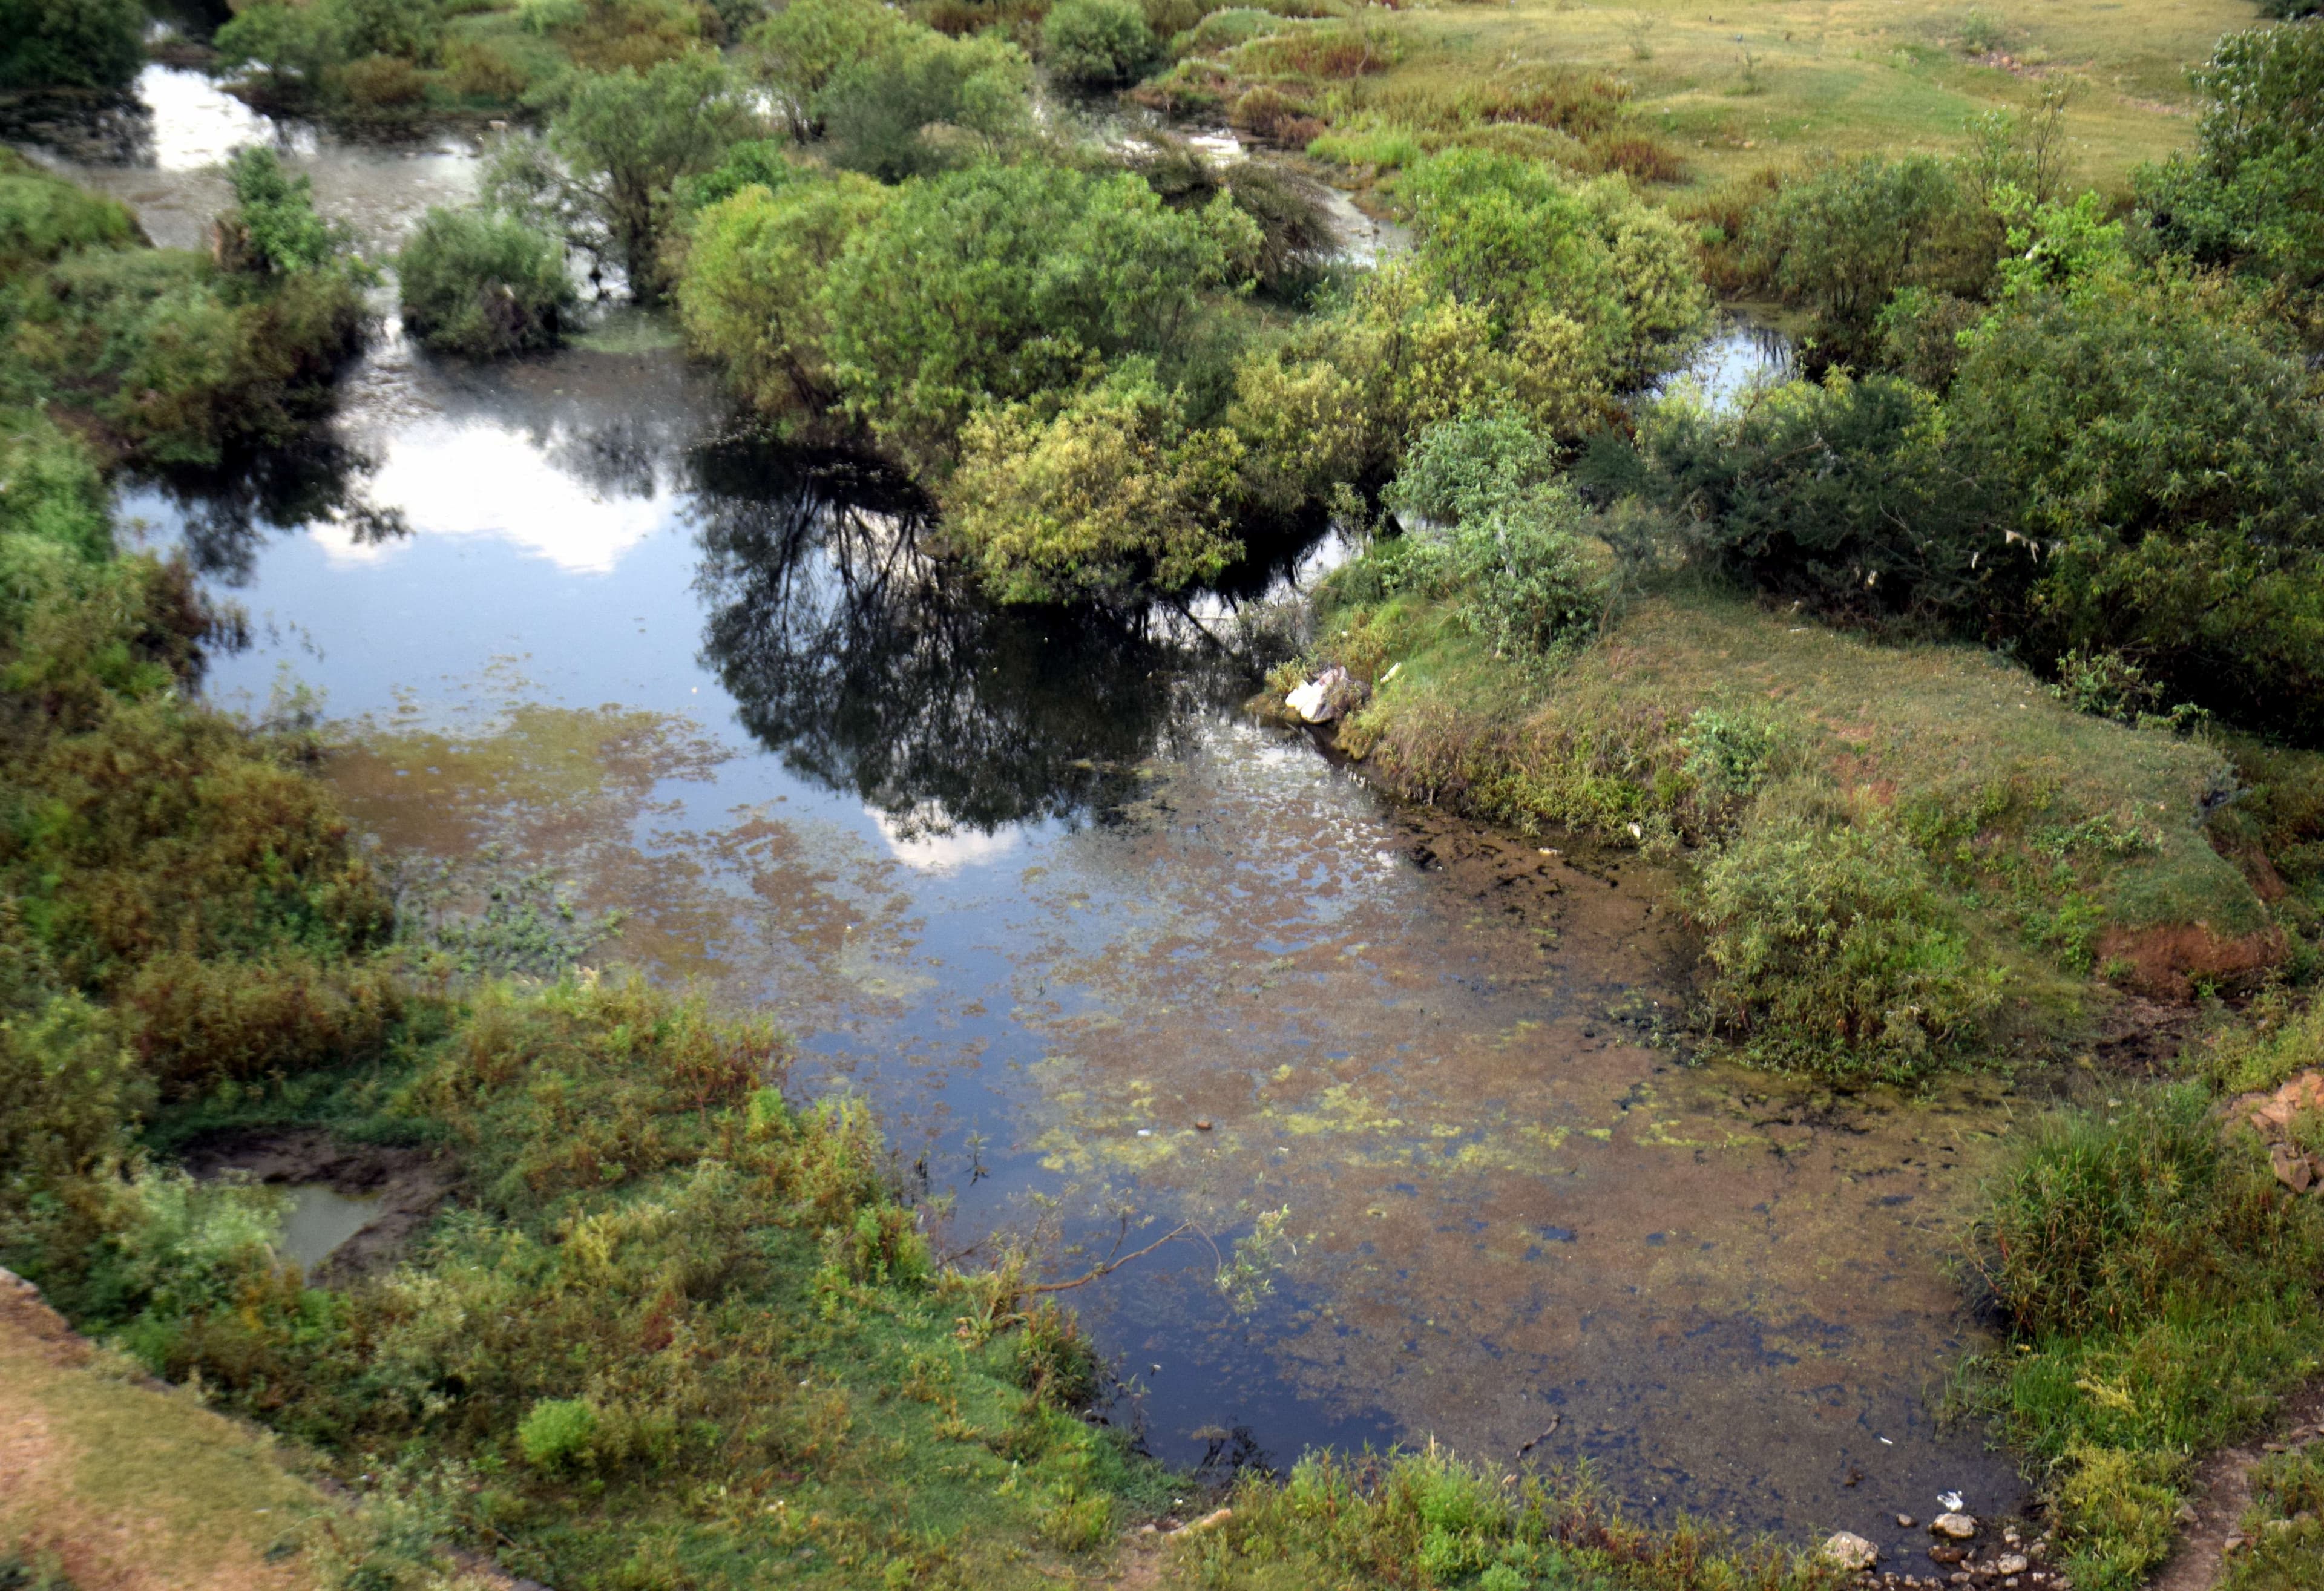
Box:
left=1898, top=1515, right=1918, bottom=1529
left=2270, top=1141, right=2313, bottom=1192
left=1931, top=1514, right=1979, bottom=1541
left=1195, top=1120, right=1212, bottom=1132
left=1928, top=1546, right=1966, bottom=1565
left=1822, top=1532, right=1881, bottom=1572
left=1997, top=1554, right=2030, bottom=1576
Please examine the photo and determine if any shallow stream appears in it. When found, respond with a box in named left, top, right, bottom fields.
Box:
left=15, top=68, right=2024, bottom=1546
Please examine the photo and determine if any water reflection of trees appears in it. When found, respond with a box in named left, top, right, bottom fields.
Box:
left=139, top=436, right=409, bottom=586
left=692, top=441, right=1239, bottom=837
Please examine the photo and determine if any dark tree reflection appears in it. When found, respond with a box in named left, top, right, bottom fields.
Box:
left=137, top=437, right=409, bottom=586
left=691, top=439, right=1241, bottom=837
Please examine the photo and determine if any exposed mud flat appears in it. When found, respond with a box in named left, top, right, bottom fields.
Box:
left=182, top=1129, right=448, bottom=1279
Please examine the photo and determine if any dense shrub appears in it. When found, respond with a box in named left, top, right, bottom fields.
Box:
left=1742, top=154, right=1973, bottom=363
left=819, top=162, right=1259, bottom=462
left=0, top=151, right=141, bottom=275
left=1638, top=371, right=2007, bottom=626
left=2137, top=22, right=2324, bottom=294
left=942, top=361, right=1244, bottom=603
left=746, top=0, right=907, bottom=136
left=490, top=53, right=759, bottom=303
left=817, top=26, right=1034, bottom=180
left=1950, top=269, right=2324, bottom=737
left=1402, top=149, right=1709, bottom=385
left=1694, top=782, right=2000, bottom=1080
left=1382, top=410, right=1609, bottom=658
left=675, top=171, right=890, bottom=422
left=0, top=0, right=146, bottom=92
left=1043, top=0, right=1159, bottom=87
left=397, top=206, right=577, bottom=358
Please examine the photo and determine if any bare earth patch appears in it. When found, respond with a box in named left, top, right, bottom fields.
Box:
left=2150, top=1380, right=2324, bottom=1591
left=0, top=1268, right=326, bottom=1590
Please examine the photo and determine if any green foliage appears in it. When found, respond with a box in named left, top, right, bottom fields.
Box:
left=0, top=410, right=112, bottom=560
left=1742, top=154, right=1969, bottom=361
left=1402, top=148, right=1709, bottom=387
left=1693, top=781, right=2000, bottom=1080
left=818, top=27, right=1034, bottom=181
left=1961, top=1084, right=2324, bottom=1589
left=396, top=206, right=576, bottom=359
left=942, top=361, right=1245, bottom=603
left=220, top=148, right=347, bottom=277
left=674, top=170, right=890, bottom=422
left=745, top=0, right=906, bottom=136
left=518, top=1397, right=602, bottom=1470
left=818, top=161, right=1258, bottom=463
left=1382, top=410, right=1608, bottom=658
left=1185, top=1446, right=1813, bottom=1591
left=1637, top=371, right=2004, bottom=626
left=0, top=152, right=141, bottom=277
left=2137, top=22, right=2324, bottom=294
left=2224, top=1446, right=2324, bottom=1591
left=1043, top=0, right=1160, bottom=88
left=0, top=0, right=146, bottom=93
left=1950, top=269, right=2324, bottom=738
left=497, top=53, right=760, bottom=304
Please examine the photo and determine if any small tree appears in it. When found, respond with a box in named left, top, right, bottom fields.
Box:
left=1742, top=154, right=1966, bottom=363
left=494, top=52, right=759, bottom=304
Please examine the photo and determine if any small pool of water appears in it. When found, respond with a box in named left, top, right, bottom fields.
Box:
left=281, top=1185, right=386, bottom=1274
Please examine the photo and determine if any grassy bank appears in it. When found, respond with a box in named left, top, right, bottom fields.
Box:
left=1298, top=573, right=2275, bottom=1074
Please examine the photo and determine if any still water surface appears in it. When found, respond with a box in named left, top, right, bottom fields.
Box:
left=17, top=67, right=2024, bottom=1546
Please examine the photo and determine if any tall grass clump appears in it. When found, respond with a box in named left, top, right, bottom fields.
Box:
left=1960, top=1084, right=2324, bottom=1589
left=1177, top=1445, right=1822, bottom=1591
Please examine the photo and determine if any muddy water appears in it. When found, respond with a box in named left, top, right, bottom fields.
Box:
left=16, top=68, right=2026, bottom=1545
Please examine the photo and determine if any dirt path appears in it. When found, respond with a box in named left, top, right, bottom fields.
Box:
left=2148, top=1381, right=2324, bottom=1591
left=0, top=1267, right=326, bottom=1591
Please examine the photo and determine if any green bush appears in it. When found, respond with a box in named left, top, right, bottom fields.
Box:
left=491, top=53, right=758, bottom=304
left=2137, top=22, right=2324, bottom=294
left=1741, top=154, right=1972, bottom=362
left=397, top=206, right=577, bottom=358
left=817, top=27, right=1034, bottom=181
left=0, top=151, right=140, bottom=276
left=1637, top=371, right=2005, bottom=627
left=218, top=147, right=347, bottom=277
left=745, top=0, right=905, bottom=136
left=518, top=1398, right=602, bottom=1470
left=1694, top=781, right=2000, bottom=1080
left=1951, top=270, right=2324, bottom=738
left=1964, top=1085, right=2324, bottom=1588
left=1042, top=0, right=1159, bottom=87
left=818, top=161, right=1259, bottom=463
left=674, top=170, right=889, bottom=422
left=1384, top=409, right=1608, bottom=658
left=942, top=361, right=1245, bottom=603
left=0, top=0, right=146, bottom=92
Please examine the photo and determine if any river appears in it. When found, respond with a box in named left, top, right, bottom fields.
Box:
left=13, top=65, right=2026, bottom=1547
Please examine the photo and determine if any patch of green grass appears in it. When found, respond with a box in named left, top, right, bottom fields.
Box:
left=1223, top=0, right=2239, bottom=194
left=2224, top=1445, right=2324, bottom=1591
left=1952, top=1084, right=2324, bottom=1591
left=1170, top=1446, right=1825, bottom=1591
left=1314, top=575, right=2260, bottom=1073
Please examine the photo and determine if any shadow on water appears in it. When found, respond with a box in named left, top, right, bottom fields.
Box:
left=692, top=440, right=1213, bottom=839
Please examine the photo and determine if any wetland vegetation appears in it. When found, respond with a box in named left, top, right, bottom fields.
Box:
left=5, top=0, right=2324, bottom=1588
